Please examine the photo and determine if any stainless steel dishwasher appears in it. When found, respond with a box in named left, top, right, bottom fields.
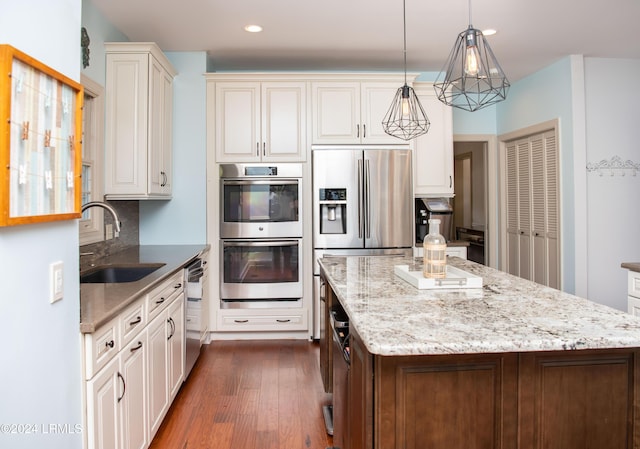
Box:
left=331, top=306, right=350, bottom=449
left=184, top=258, right=205, bottom=378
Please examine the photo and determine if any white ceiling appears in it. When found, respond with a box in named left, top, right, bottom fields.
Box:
left=89, top=0, right=640, bottom=82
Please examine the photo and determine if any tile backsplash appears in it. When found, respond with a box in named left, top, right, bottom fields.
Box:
left=80, top=201, right=139, bottom=271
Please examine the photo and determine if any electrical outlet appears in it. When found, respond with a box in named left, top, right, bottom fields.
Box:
left=105, top=223, right=113, bottom=240
left=50, top=261, right=64, bottom=304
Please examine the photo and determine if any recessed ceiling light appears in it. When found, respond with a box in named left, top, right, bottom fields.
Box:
left=244, top=25, right=263, bottom=33
left=482, top=29, right=497, bottom=36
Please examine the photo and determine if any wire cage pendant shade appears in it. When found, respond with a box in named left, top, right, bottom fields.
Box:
left=383, top=84, right=430, bottom=140
left=434, top=1, right=510, bottom=112
left=382, top=0, right=430, bottom=140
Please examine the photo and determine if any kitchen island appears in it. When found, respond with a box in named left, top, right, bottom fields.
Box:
left=319, top=255, right=640, bottom=449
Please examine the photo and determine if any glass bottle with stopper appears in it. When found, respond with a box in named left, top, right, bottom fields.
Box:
left=423, top=218, right=447, bottom=278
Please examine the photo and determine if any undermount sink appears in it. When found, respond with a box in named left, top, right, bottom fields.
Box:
left=80, top=263, right=165, bottom=284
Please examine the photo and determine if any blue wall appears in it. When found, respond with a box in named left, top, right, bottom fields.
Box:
left=81, top=0, right=128, bottom=84
left=0, top=1, right=83, bottom=448
left=139, top=52, right=208, bottom=244
left=584, top=58, right=640, bottom=310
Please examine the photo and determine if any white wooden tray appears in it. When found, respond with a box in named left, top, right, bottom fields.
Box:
left=394, top=265, right=483, bottom=290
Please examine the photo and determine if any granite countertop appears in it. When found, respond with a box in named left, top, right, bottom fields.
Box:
left=318, top=255, right=640, bottom=356
left=622, top=262, right=640, bottom=273
left=80, top=244, right=209, bottom=333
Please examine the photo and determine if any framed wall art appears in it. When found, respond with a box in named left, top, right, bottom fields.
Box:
left=0, top=44, right=83, bottom=227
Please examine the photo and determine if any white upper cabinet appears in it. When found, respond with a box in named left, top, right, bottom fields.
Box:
left=311, top=80, right=407, bottom=145
left=104, top=42, right=176, bottom=199
left=210, top=78, right=307, bottom=162
left=412, top=83, right=454, bottom=197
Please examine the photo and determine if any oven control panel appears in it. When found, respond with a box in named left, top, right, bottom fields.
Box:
left=245, top=166, right=277, bottom=176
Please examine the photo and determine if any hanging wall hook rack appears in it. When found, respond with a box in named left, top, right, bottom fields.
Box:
left=586, top=155, right=640, bottom=176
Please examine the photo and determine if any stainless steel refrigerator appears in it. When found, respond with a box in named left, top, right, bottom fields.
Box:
left=312, top=148, right=413, bottom=338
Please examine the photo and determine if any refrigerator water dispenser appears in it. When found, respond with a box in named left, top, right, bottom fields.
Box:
left=319, top=188, right=347, bottom=234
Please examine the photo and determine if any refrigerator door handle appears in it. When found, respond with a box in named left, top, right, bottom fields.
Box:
left=358, top=159, right=363, bottom=239
left=365, top=159, right=371, bottom=239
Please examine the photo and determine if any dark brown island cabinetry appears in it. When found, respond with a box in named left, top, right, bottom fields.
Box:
left=320, top=271, right=640, bottom=449
left=353, top=331, right=638, bottom=449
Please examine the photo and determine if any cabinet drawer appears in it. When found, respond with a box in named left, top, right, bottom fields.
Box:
left=628, top=296, right=640, bottom=316
left=85, top=318, right=119, bottom=380
left=220, top=312, right=307, bottom=331
left=628, top=271, right=640, bottom=299
left=147, top=271, right=184, bottom=321
left=119, top=300, right=146, bottom=347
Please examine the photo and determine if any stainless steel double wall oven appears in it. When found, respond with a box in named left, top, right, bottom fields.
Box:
left=219, top=164, right=303, bottom=308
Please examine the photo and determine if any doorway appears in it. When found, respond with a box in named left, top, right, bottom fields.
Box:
left=452, top=140, right=488, bottom=265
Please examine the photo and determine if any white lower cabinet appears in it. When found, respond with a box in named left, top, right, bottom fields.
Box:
left=218, top=308, right=308, bottom=332
left=627, top=270, right=640, bottom=316
left=147, top=311, right=169, bottom=438
left=86, top=331, right=148, bottom=449
left=168, top=297, right=185, bottom=400
left=413, top=246, right=468, bottom=260
left=120, top=333, right=148, bottom=449
left=86, top=356, right=120, bottom=449
left=148, top=294, right=185, bottom=436
left=84, top=273, right=185, bottom=449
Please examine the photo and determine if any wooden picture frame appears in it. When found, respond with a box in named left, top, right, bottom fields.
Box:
left=0, top=44, right=83, bottom=226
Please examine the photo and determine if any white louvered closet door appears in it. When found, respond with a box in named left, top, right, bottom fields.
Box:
left=506, top=142, right=519, bottom=277
left=544, top=131, right=559, bottom=288
left=505, top=130, right=559, bottom=288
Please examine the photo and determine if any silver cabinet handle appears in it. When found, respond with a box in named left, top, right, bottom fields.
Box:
left=256, top=142, right=259, bottom=156
left=356, top=124, right=360, bottom=138
left=363, top=124, right=366, bottom=138
left=117, top=372, right=126, bottom=403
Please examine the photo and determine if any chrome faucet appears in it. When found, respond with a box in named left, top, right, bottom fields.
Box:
left=81, top=201, right=122, bottom=236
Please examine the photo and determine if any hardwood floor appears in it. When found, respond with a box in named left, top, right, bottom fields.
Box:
left=149, top=340, right=334, bottom=449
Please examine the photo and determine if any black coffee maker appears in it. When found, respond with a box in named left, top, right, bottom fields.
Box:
left=415, top=198, right=453, bottom=243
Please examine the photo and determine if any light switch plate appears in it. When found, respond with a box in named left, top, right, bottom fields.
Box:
left=50, top=261, right=64, bottom=303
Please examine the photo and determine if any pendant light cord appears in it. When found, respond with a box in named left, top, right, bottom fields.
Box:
left=468, top=0, right=472, bottom=26
left=403, top=0, right=407, bottom=85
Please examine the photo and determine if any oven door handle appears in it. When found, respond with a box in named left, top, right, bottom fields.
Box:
left=222, top=240, right=299, bottom=247
left=222, top=179, right=299, bottom=186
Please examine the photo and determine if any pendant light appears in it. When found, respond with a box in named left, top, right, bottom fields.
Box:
left=382, top=0, right=430, bottom=140
left=433, top=0, right=510, bottom=112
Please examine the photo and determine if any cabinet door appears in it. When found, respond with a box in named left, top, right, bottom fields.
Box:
left=168, top=295, right=185, bottom=400
left=120, top=333, right=148, bottom=449
left=262, top=82, right=307, bottom=161
left=86, top=356, right=121, bottom=449
left=312, top=82, right=360, bottom=144
left=518, top=351, right=636, bottom=449
left=105, top=52, right=149, bottom=196
left=215, top=82, right=261, bottom=162
left=348, top=333, right=373, bottom=449
left=360, top=82, right=405, bottom=144
left=149, top=58, right=173, bottom=196
left=413, top=87, right=454, bottom=196
left=147, top=312, right=169, bottom=437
